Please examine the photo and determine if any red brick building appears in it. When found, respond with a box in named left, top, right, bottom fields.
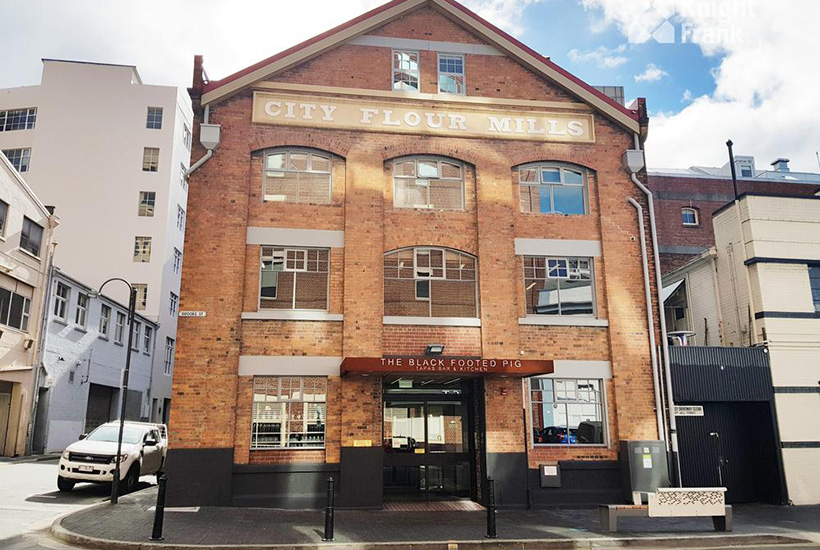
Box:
left=168, top=0, right=664, bottom=509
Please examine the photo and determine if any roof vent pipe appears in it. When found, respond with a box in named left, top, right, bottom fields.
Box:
left=770, top=158, right=790, bottom=172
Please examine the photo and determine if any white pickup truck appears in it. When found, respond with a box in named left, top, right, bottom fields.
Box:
left=57, top=421, right=167, bottom=493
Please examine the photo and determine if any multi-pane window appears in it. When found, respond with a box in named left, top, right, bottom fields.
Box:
left=2, top=148, right=31, bottom=173
left=99, top=304, right=111, bottom=338
left=138, top=191, right=156, bottom=217
left=0, top=285, right=31, bottom=332
left=133, top=284, right=148, bottom=310
left=0, top=200, right=7, bottom=236
left=524, top=256, right=594, bottom=316
left=810, top=266, right=820, bottom=313
left=131, top=320, right=141, bottom=350
left=530, top=378, right=605, bottom=445
left=251, top=376, right=327, bottom=449
left=75, top=293, right=89, bottom=327
left=173, top=248, right=182, bottom=274
left=438, top=54, right=465, bottom=94
left=260, top=247, right=329, bottom=310
left=183, top=125, right=192, bottom=150
left=133, top=236, right=152, bottom=262
left=384, top=247, right=478, bottom=318
left=176, top=205, right=185, bottom=231
left=179, top=163, right=188, bottom=190
left=263, top=149, right=332, bottom=204
left=142, top=147, right=159, bottom=172
left=164, top=337, right=174, bottom=375
left=54, top=282, right=70, bottom=321
left=681, top=207, right=699, bottom=226
left=114, top=311, right=126, bottom=344
left=392, top=50, right=420, bottom=91
left=143, top=325, right=153, bottom=354
left=519, top=164, right=587, bottom=215
left=169, top=292, right=178, bottom=317
left=146, top=107, right=163, bottom=129
left=0, top=108, right=37, bottom=132
left=393, top=157, right=464, bottom=210
left=20, top=217, right=43, bottom=257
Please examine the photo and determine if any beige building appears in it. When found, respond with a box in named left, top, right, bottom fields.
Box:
left=663, top=192, right=820, bottom=504
left=0, top=153, right=58, bottom=457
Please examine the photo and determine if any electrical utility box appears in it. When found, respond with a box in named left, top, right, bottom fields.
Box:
left=620, top=440, right=670, bottom=502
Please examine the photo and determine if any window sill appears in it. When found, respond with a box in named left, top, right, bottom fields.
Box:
left=53, top=318, right=68, bottom=327
left=519, top=211, right=588, bottom=217
left=73, top=326, right=88, bottom=333
left=519, top=316, right=608, bottom=327
left=114, top=341, right=124, bottom=347
left=384, top=316, right=481, bottom=327
left=533, top=443, right=608, bottom=448
left=250, top=447, right=325, bottom=452
left=98, top=335, right=109, bottom=341
left=16, top=247, right=42, bottom=262
left=242, top=311, right=343, bottom=322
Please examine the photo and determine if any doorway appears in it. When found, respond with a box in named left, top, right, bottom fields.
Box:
left=382, top=377, right=477, bottom=501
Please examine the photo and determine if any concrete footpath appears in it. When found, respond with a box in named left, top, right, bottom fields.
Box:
left=52, top=487, right=820, bottom=550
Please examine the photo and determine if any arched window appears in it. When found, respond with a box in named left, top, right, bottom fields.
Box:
left=519, top=163, right=587, bottom=215
left=393, top=157, right=465, bottom=210
left=263, top=148, right=332, bottom=204
left=681, top=207, right=699, bottom=226
left=384, top=247, right=478, bottom=318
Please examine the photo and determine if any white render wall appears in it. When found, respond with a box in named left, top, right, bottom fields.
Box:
left=0, top=60, right=193, bottom=423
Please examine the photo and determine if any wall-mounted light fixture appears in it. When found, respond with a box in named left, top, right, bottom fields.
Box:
left=425, top=344, right=445, bottom=356
left=23, top=338, right=34, bottom=350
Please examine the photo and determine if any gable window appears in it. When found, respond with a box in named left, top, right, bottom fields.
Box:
left=0, top=285, right=31, bottom=332
left=0, top=200, right=7, bottom=236
left=252, top=376, right=327, bottom=449
left=114, top=311, right=126, bottom=344
left=393, top=157, right=465, bottom=210
left=2, top=148, right=31, bottom=173
left=810, top=266, right=820, bottom=313
left=681, top=207, right=699, bottom=226
left=20, top=216, right=43, bottom=257
left=438, top=54, right=465, bottom=94
left=0, top=107, right=37, bottom=132
left=54, top=282, right=70, bottom=321
left=146, top=107, right=163, bottom=129
left=133, top=236, right=152, bottom=262
left=530, top=377, right=606, bottom=446
left=142, top=147, right=159, bottom=172
left=260, top=246, right=329, bottom=310
left=384, top=247, right=478, bottom=318
left=138, top=191, right=156, bottom=217
left=519, top=163, right=587, bottom=215
left=392, top=50, right=419, bottom=91
left=524, top=256, right=594, bottom=316
left=99, top=304, right=111, bottom=338
left=263, top=149, right=332, bottom=204
left=75, top=293, right=89, bottom=328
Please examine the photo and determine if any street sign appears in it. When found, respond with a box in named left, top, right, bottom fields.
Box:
left=179, top=311, right=206, bottom=318
left=674, top=405, right=704, bottom=417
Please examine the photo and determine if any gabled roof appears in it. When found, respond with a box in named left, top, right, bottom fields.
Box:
left=200, top=0, right=642, bottom=134
left=0, top=152, right=55, bottom=221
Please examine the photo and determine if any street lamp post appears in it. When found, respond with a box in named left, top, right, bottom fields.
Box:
left=96, top=278, right=137, bottom=504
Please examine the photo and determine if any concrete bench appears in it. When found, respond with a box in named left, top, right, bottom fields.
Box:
left=599, top=488, right=732, bottom=533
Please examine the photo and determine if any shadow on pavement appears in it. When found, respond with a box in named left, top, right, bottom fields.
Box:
left=26, top=480, right=153, bottom=504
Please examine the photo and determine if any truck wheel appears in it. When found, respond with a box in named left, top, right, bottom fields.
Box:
left=120, top=465, right=140, bottom=495
left=57, top=476, right=75, bottom=492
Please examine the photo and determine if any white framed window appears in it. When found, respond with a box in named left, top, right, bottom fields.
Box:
left=53, top=282, right=70, bottom=322
left=183, top=125, right=192, bottom=150
left=20, top=216, right=43, bottom=257
left=179, top=163, right=188, bottom=190
left=138, top=191, right=156, bottom=217
left=169, top=292, right=178, bottom=317
left=164, top=337, right=174, bottom=375
left=0, top=107, right=37, bottom=132
left=438, top=53, right=465, bottom=94
left=176, top=205, right=185, bottom=231
left=260, top=246, right=329, bottom=310
left=133, top=236, right=152, bottom=262
left=173, top=248, right=182, bottom=274
left=519, top=163, right=587, bottom=215
left=133, top=284, right=148, bottom=311
left=146, top=107, right=163, bottom=129
left=131, top=320, right=141, bottom=350
left=99, top=304, right=111, bottom=338
left=524, top=256, right=594, bottom=316
left=0, top=285, right=32, bottom=332
left=142, top=147, right=159, bottom=172
left=263, top=149, right=332, bottom=204
left=251, top=376, right=327, bottom=449
left=681, top=207, right=699, bottom=226
left=809, top=265, right=820, bottom=313
left=393, top=157, right=465, bottom=210
left=530, top=377, right=606, bottom=446
left=2, top=148, right=31, bottom=173
left=392, top=50, right=419, bottom=91
left=384, top=247, right=478, bottom=318
left=143, top=325, right=153, bottom=354
left=75, top=293, right=89, bottom=328
left=114, top=311, right=126, bottom=344
left=0, top=200, right=8, bottom=236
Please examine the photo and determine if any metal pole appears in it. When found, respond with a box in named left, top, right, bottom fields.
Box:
left=150, top=474, right=167, bottom=540
left=486, top=477, right=497, bottom=539
left=323, top=476, right=335, bottom=541
left=111, top=287, right=137, bottom=504
left=726, top=140, right=739, bottom=199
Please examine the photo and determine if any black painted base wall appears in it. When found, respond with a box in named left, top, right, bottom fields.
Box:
left=486, top=452, right=528, bottom=508
left=339, top=447, right=383, bottom=508
left=232, top=463, right=340, bottom=508
left=165, top=448, right=233, bottom=507
left=527, top=460, right=623, bottom=507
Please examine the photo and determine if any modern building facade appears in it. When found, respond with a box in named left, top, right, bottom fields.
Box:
left=31, top=267, right=159, bottom=453
left=663, top=193, right=820, bottom=504
left=169, top=0, right=666, bottom=509
left=648, top=156, right=820, bottom=274
left=0, top=153, right=58, bottom=457
left=0, top=60, right=194, bottom=425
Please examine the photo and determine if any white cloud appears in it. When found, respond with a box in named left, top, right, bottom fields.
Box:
left=634, top=63, right=668, bottom=82
left=580, top=0, right=820, bottom=172
left=567, top=44, right=628, bottom=68
left=681, top=89, right=692, bottom=102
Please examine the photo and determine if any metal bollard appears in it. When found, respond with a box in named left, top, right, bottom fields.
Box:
left=323, top=476, right=335, bottom=541
left=486, top=477, right=498, bottom=539
left=150, top=474, right=167, bottom=541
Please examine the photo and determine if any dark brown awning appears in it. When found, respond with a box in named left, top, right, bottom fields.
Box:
left=341, top=356, right=553, bottom=377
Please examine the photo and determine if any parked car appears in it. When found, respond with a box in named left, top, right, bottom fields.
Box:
left=57, top=421, right=167, bottom=493
left=540, top=426, right=578, bottom=444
